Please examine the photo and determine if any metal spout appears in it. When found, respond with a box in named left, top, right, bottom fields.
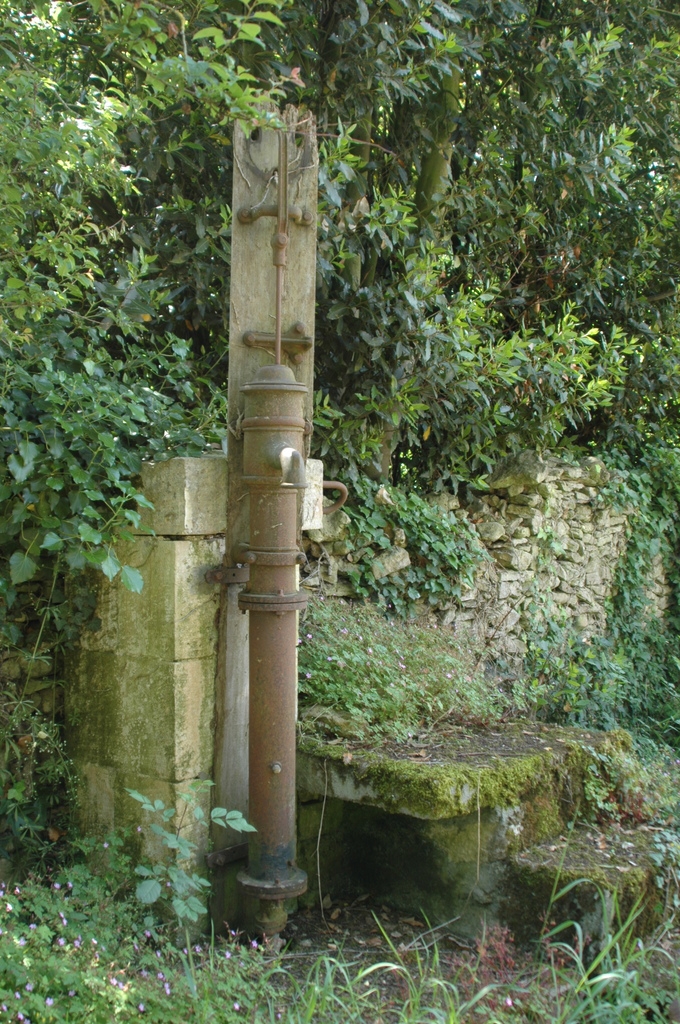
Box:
left=279, top=446, right=306, bottom=488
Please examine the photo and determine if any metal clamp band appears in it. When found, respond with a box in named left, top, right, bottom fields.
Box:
left=244, top=550, right=306, bottom=566
left=238, top=591, right=308, bottom=613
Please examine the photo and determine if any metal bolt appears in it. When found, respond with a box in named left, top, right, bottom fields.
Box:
left=270, top=762, right=282, bottom=774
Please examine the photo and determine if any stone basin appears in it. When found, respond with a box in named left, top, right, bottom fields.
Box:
left=296, top=725, right=660, bottom=943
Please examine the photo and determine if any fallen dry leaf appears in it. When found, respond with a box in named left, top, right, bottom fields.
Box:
left=400, top=917, right=425, bottom=928
left=330, top=907, right=341, bottom=921
left=342, top=752, right=353, bottom=765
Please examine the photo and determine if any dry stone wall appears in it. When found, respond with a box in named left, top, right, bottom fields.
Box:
left=301, top=451, right=670, bottom=662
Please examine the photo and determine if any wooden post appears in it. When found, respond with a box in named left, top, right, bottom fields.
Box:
left=211, top=107, right=317, bottom=929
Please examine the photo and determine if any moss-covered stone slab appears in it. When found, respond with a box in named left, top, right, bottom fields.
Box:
left=296, top=726, right=664, bottom=942
left=298, top=725, right=631, bottom=831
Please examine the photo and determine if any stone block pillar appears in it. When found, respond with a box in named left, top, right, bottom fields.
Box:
left=65, top=456, right=227, bottom=862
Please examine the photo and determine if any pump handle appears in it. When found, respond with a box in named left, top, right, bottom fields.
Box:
left=322, top=481, right=348, bottom=516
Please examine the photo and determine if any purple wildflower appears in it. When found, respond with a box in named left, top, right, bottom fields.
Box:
left=103, top=842, right=109, bottom=849
left=163, top=983, right=171, bottom=996
left=29, top=924, right=36, bottom=931
left=45, top=998, right=54, bottom=1007
left=17, top=937, right=26, bottom=947
left=233, top=1004, right=241, bottom=1012
left=57, top=938, right=65, bottom=947
left=53, top=883, right=61, bottom=891
left=137, top=1004, right=145, bottom=1013
left=25, top=984, right=32, bottom=992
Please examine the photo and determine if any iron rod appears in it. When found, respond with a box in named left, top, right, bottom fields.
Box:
left=274, top=131, right=289, bottom=365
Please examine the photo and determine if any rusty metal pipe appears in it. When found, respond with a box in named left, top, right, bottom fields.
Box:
left=237, top=362, right=308, bottom=935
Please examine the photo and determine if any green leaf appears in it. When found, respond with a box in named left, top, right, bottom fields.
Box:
left=121, top=565, right=144, bottom=592
left=126, top=789, right=155, bottom=811
left=41, top=532, right=63, bottom=551
left=100, top=550, right=121, bottom=580
left=8, top=440, right=39, bottom=483
left=225, top=810, right=257, bottom=832
left=135, top=879, right=162, bottom=904
left=9, top=550, right=37, bottom=584
left=78, top=523, right=102, bottom=544
left=252, top=10, right=283, bottom=24
left=193, top=26, right=226, bottom=43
